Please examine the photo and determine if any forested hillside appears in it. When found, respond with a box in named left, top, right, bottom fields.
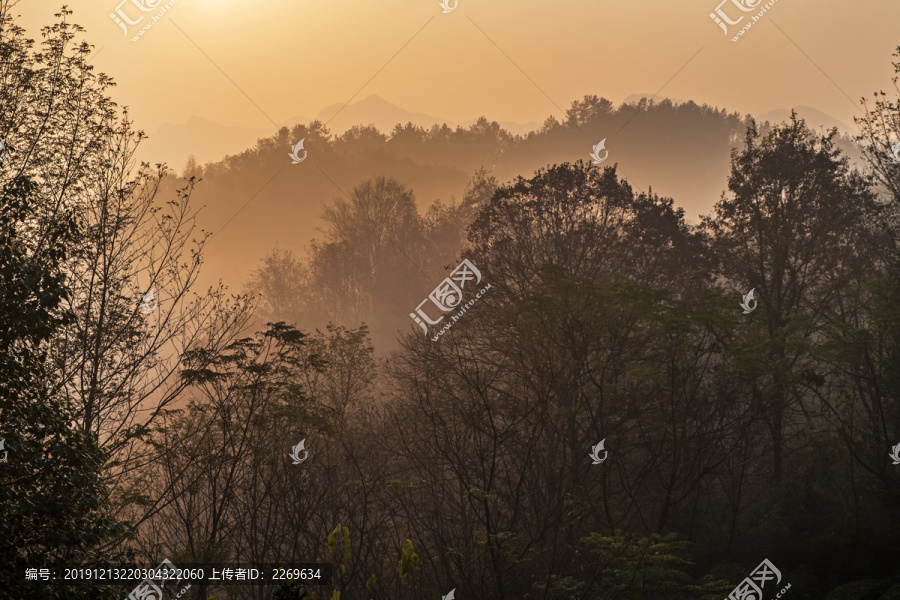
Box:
left=1, top=6, right=899, bottom=600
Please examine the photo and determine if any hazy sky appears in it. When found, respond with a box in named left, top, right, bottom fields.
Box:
left=15, top=0, right=900, bottom=142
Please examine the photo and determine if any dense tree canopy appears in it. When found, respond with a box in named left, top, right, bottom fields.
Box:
left=2, top=5, right=900, bottom=599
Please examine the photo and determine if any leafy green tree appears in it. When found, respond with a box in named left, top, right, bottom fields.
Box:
left=579, top=533, right=733, bottom=600
left=0, top=177, right=127, bottom=599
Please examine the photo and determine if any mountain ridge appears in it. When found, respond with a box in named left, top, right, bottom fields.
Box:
left=138, top=95, right=854, bottom=172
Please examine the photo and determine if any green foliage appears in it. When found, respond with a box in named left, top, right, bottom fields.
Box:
left=580, top=533, right=733, bottom=599
left=323, top=525, right=352, bottom=600
left=693, top=575, right=740, bottom=600
left=397, top=539, right=419, bottom=579
left=327, top=524, right=352, bottom=575
left=0, top=177, right=128, bottom=598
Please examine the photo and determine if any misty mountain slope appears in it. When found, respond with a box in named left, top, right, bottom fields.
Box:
left=137, top=117, right=276, bottom=171
left=164, top=96, right=863, bottom=292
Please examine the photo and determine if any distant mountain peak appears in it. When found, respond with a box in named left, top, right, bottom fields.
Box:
left=316, top=95, right=449, bottom=133
left=316, top=94, right=540, bottom=136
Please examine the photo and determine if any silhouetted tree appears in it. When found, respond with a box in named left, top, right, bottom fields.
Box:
left=0, top=177, right=127, bottom=599
left=0, top=3, right=256, bottom=574
left=702, top=115, right=881, bottom=482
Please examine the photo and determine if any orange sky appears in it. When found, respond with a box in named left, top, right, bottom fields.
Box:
left=15, top=0, right=900, bottom=157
